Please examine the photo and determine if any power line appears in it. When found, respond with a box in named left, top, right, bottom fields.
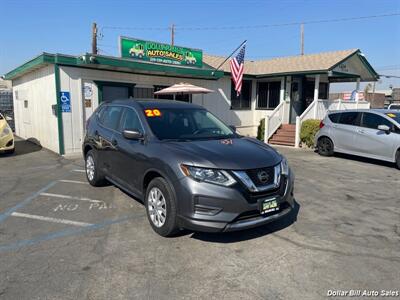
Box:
left=175, top=12, right=400, bottom=31
left=100, top=12, right=400, bottom=32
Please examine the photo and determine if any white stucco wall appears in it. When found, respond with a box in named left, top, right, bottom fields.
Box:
left=12, top=65, right=59, bottom=153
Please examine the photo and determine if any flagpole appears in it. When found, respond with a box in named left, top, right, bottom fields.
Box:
left=211, top=40, right=247, bottom=76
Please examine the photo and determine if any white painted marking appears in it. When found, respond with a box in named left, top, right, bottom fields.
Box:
left=11, top=212, right=92, bottom=227
left=72, top=169, right=85, bottom=173
left=40, top=192, right=103, bottom=203
left=59, top=179, right=89, bottom=185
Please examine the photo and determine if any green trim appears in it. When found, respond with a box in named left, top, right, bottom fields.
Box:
left=94, top=81, right=135, bottom=103
left=255, top=70, right=327, bottom=78
left=330, top=71, right=360, bottom=78
left=54, top=64, right=65, bottom=155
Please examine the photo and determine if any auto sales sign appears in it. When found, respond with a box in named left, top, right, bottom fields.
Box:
left=120, top=36, right=203, bottom=67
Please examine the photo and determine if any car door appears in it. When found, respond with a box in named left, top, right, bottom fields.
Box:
left=353, top=112, right=396, bottom=161
left=331, top=111, right=362, bottom=153
left=96, top=105, right=123, bottom=175
left=109, top=107, right=147, bottom=197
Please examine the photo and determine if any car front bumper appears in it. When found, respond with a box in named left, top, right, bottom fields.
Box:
left=0, top=135, right=14, bottom=152
left=175, top=169, right=295, bottom=232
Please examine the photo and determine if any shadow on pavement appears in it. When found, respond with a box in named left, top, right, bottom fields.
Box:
left=188, top=201, right=300, bottom=243
left=2, top=138, right=42, bottom=157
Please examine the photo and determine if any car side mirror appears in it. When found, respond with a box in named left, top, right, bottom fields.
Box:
left=378, top=124, right=390, bottom=134
left=123, top=129, right=143, bottom=140
left=229, top=125, right=236, bottom=132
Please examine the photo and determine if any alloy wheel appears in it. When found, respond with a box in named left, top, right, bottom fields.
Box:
left=86, top=155, right=95, bottom=181
left=147, top=187, right=167, bottom=227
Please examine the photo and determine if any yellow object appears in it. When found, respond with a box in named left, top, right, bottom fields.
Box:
left=0, top=113, right=14, bottom=153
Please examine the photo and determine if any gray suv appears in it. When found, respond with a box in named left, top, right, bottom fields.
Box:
left=315, top=109, right=400, bottom=168
left=83, top=100, right=295, bottom=237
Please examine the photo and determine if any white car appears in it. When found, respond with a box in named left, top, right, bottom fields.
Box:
left=315, top=109, right=400, bottom=169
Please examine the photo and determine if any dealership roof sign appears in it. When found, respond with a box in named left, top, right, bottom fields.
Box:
left=120, top=37, right=203, bottom=68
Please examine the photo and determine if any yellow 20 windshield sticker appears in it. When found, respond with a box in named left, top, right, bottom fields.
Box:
left=387, top=113, right=397, bottom=118
left=145, top=109, right=162, bottom=117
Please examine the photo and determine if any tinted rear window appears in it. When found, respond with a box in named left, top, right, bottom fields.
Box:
left=339, top=112, right=361, bottom=126
left=328, top=113, right=340, bottom=123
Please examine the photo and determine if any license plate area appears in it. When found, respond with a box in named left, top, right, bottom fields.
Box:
left=259, top=197, right=280, bottom=215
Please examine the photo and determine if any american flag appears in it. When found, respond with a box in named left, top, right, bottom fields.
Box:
left=230, top=43, right=246, bottom=96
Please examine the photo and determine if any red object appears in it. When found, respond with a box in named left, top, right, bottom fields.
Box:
left=319, top=120, right=325, bottom=129
left=230, top=44, right=246, bottom=96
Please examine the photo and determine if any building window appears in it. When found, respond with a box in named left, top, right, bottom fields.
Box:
left=134, top=87, right=154, bottom=99
left=257, top=81, right=280, bottom=109
left=154, top=85, right=174, bottom=100
left=231, top=80, right=252, bottom=110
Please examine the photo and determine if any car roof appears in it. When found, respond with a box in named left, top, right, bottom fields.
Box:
left=104, top=99, right=204, bottom=110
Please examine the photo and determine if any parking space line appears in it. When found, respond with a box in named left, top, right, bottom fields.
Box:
left=0, top=181, right=58, bottom=224
left=40, top=192, right=103, bottom=203
left=58, top=179, right=89, bottom=185
left=72, top=169, right=85, bottom=173
left=11, top=212, right=93, bottom=227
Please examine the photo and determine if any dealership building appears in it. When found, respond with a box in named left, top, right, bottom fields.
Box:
left=3, top=37, right=378, bottom=154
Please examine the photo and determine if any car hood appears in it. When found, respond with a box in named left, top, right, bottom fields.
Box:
left=163, top=137, right=282, bottom=170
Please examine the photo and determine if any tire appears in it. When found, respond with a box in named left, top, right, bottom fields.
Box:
left=145, top=177, right=179, bottom=237
left=317, top=137, right=334, bottom=156
left=396, top=150, right=400, bottom=170
left=5, top=147, right=15, bottom=154
left=85, top=150, right=107, bottom=186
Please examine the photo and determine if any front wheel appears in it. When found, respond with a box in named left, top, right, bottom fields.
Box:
left=395, top=150, right=400, bottom=170
left=317, top=137, right=334, bottom=156
left=85, top=150, right=107, bottom=186
left=145, top=177, right=179, bottom=237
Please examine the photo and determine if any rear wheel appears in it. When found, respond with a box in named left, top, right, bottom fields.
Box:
left=317, top=137, right=334, bottom=156
left=145, top=177, right=179, bottom=237
left=85, top=150, right=107, bottom=186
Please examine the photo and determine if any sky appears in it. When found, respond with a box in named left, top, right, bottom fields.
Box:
left=1, top=0, right=399, bottom=92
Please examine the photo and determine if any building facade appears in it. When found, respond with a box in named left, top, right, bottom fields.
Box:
left=4, top=47, right=378, bottom=155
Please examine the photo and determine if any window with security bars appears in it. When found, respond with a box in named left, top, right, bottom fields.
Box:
left=133, top=87, right=154, bottom=99
left=257, top=81, right=281, bottom=109
left=231, top=80, right=252, bottom=110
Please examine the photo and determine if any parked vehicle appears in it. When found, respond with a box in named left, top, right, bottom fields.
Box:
left=0, top=112, right=14, bottom=154
left=83, top=100, right=295, bottom=236
left=315, top=109, right=400, bottom=168
left=388, top=103, right=400, bottom=110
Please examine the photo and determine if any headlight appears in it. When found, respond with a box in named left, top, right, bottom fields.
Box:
left=280, top=157, right=289, bottom=176
left=180, top=165, right=236, bottom=186
left=0, top=126, right=11, bottom=138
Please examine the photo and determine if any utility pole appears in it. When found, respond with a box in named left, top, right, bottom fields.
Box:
left=171, top=24, right=175, bottom=46
left=92, top=22, right=98, bottom=55
left=300, top=23, right=304, bottom=55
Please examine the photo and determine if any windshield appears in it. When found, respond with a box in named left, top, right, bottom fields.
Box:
left=386, top=112, right=400, bottom=124
left=144, top=108, right=235, bottom=141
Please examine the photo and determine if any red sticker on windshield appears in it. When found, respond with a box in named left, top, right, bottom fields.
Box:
left=145, top=109, right=162, bottom=117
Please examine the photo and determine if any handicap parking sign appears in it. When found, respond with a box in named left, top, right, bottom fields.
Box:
left=60, top=92, right=71, bottom=113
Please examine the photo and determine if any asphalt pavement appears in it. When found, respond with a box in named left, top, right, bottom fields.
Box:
left=0, top=139, right=399, bottom=299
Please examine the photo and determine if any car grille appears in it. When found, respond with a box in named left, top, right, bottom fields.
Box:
left=246, top=166, right=276, bottom=187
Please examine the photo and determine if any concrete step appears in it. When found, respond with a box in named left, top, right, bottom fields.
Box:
left=269, top=136, right=295, bottom=143
left=274, top=130, right=296, bottom=137
left=269, top=140, right=295, bottom=146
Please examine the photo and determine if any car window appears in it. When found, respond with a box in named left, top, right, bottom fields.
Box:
left=100, top=106, right=123, bottom=131
left=361, top=112, right=393, bottom=130
left=121, top=108, right=143, bottom=132
left=328, top=113, right=340, bottom=123
left=339, top=112, right=361, bottom=126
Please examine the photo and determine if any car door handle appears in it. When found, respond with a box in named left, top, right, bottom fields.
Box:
left=357, top=129, right=365, bottom=134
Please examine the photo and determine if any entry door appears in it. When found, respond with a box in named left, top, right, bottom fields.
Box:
left=289, top=78, right=304, bottom=124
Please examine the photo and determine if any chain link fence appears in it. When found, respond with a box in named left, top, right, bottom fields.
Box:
left=0, top=90, right=14, bottom=132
